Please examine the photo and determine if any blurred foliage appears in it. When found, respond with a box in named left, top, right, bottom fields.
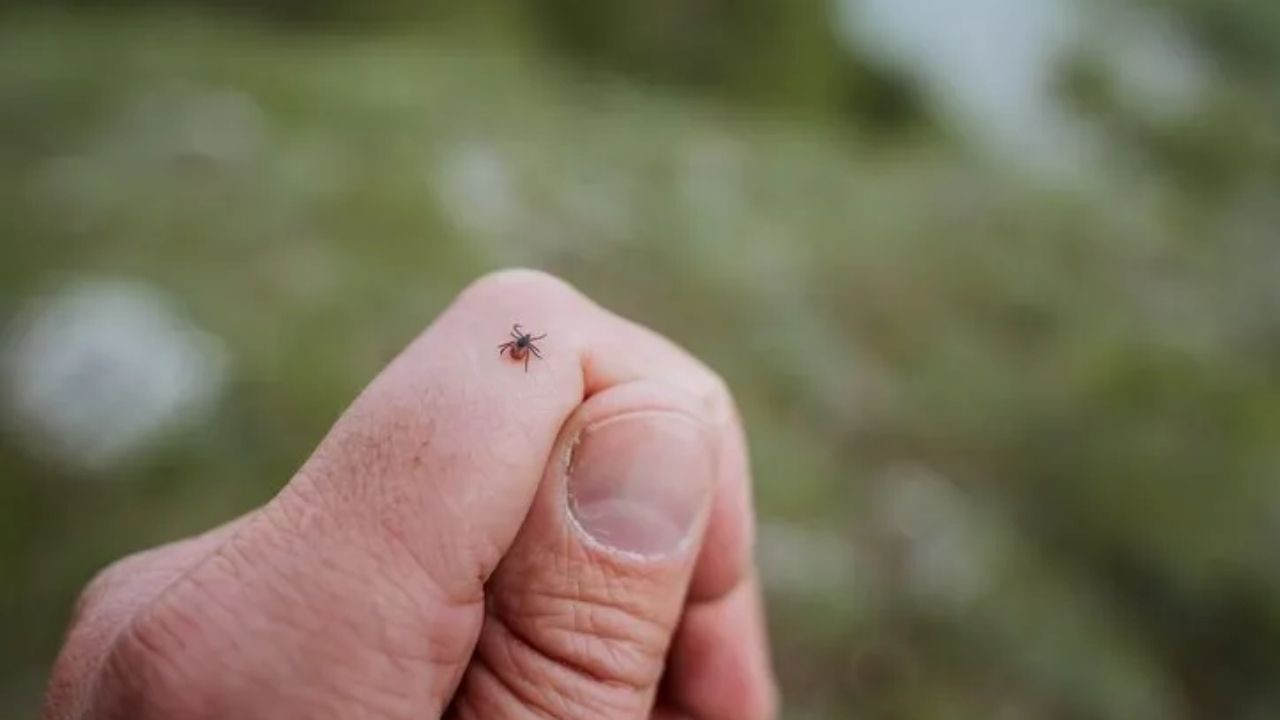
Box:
left=2, top=1, right=1279, bottom=719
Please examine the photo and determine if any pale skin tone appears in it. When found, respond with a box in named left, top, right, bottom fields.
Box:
left=42, top=269, right=777, bottom=720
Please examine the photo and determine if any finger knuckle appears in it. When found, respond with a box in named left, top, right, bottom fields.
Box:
left=93, top=603, right=214, bottom=719
left=472, top=602, right=662, bottom=720
left=474, top=579, right=673, bottom=714
left=705, top=368, right=733, bottom=406
left=70, top=566, right=119, bottom=628
left=693, top=365, right=735, bottom=424
left=70, top=551, right=152, bottom=626
left=535, top=588, right=667, bottom=683
left=462, top=268, right=585, bottom=308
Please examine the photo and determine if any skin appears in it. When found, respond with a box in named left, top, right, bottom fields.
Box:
left=42, top=269, right=777, bottom=720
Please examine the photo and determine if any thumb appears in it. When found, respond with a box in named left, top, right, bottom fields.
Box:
left=448, top=381, right=716, bottom=720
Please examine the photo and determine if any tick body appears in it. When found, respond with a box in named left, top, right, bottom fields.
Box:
left=497, top=324, right=546, bottom=372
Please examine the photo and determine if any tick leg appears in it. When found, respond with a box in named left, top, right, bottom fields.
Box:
left=498, top=342, right=513, bottom=355
left=512, top=324, right=523, bottom=335
left=529, top=346, right=542, bottom=359
left=524, top=355, right=530, bottom=372
left=530, top=334, right=546, bottom=340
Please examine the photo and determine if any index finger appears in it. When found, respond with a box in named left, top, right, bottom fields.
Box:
left=304, top=268, right=755, bottom=602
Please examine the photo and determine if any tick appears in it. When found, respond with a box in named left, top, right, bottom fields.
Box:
left=497, top=324, right=546, bottom=372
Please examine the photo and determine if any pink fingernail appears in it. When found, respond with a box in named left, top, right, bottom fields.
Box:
left=566, top=411, right=714, bottom=558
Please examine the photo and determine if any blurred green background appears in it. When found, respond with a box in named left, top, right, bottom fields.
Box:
left=2, top=0, right=1279, bottom=717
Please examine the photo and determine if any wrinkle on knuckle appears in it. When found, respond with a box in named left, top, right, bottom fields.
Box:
left=94, top=600, right=215, bottom=719
left=501, top=582, right=669, bottom=692
left=451, top=654, right=562, bottom=720
left=474, top=611, right=644, bottom=720
left=488, top=636, right=577, bottom=719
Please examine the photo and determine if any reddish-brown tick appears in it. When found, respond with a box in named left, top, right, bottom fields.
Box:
left=497, top=324, right=546, bottom=372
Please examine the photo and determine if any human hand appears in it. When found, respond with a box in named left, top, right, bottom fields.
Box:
left=43, top=270, right=776, bottom=720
